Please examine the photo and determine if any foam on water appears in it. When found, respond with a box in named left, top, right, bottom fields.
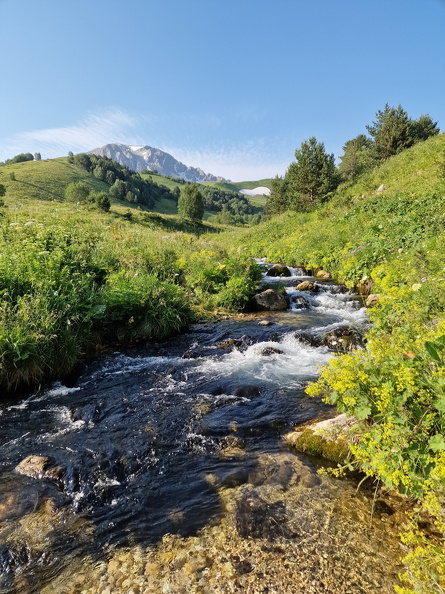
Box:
left=198, top=334, right=331, bottom=388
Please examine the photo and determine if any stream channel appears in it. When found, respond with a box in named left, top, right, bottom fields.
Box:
left=0, top=263, right=408, bottom=593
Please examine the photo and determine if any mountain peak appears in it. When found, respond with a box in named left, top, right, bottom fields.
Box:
left=88, top=143, right=230, bottom=183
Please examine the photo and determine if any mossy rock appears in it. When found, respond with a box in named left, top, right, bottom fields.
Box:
left=286, top=428, right=350, bottom=464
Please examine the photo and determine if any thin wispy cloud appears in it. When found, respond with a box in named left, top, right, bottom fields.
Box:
left=0, top=108, right=142, bottom=161
left=0, top=108, right=289, bottom=180
left=166, top=142, right=288, bottom=181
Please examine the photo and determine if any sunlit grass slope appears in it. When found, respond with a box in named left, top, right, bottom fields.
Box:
left=0, top=158, right=109, bottom=204
left=228, top=132, right=445, bottom=593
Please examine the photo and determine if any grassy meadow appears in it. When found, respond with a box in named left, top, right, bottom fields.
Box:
left=1, top=134, right=445, bottom=590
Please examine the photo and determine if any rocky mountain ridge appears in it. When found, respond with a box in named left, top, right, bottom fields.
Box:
left=89, top=143, right=229, bottom=183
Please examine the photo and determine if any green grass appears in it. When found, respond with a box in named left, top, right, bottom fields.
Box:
left=228, top=132, right=445, bottom=592
left=333, top=133, right=445, bottom=206
left=139, top=171, right=185, bottom=191
left=0, top=158, right=109, bottom=204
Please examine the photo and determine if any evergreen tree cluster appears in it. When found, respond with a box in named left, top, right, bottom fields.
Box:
left=200, top=186, right=254, bottom=217
left=340, top=104, right=439, bottom=180
left=267, top=104, right=440, bottom=215
left=70, top=153, right=178, bottom=208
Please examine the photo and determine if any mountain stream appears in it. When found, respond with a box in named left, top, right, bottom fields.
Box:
left=0, top=264, right=408, bottom=593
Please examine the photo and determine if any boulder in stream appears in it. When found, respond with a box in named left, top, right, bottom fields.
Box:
left=284, top=414, right=357, bottom=464
left=252, top=289, right=288, bottom=311
left=265, top=263, right=292, bottom=277
left=259, top=346, right=284, bottom=356
left=365, top=293, right=380, bottom=307
left=295, top=281, right=318, bottom=292
left=291, top=295, right=310, bottom=309
left=322, top=326, right=364, bottom=353
left=15, top=456, right=52, bottom=480
left=316, top=269, right=331, bottom=281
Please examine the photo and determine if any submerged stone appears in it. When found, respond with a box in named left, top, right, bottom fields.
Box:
left=235, top=490, right=290, bottom=539
left=15, top=456, right=51, bottom=479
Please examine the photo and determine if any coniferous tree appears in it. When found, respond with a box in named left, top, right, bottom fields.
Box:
left=266, top=176, right=289, bottom=215
left=285, top=137, right=339, bottom=211
left=338, top=134, right=374, bottom=181
left=411, top=114, right=440, bottom=142
left=366, top=104, right=414, bottom=160
left=178, top=183, right=204, bottom=222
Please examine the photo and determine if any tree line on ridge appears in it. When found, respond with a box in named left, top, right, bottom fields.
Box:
left=266, top=104, right=440, bottom=215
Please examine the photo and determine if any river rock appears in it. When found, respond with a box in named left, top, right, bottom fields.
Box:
left=252, top=289, right=288, bottom=311
left=218, top=335, right=254, bottom=352
left=266, top=264, right=292, bottom=277
left=258, top=320, right=273, bottom=326
left=235, top=490, right=290, bottom=539
left=316, top=269, right=331, bottom=281
left=377, top=184, right=387, bottom=193
left=284, top=414, right=357, bottom=464
left=366, top=293, right=380, bottom=307
left=259, top=346, right=284, bottom=356
left=295, top=281, right=318, bottom=292
left=294, top=331, right=321, bottom=347
left=291, top=295, right=309, bottom=309
left=15, top=455, right=51, bottom=479
left=234, top=385, right=262, bottom=399
left=322, top=326, right=363, bottom=353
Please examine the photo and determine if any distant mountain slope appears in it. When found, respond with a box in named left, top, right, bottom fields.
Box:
left=89, top=143, right=229, bottom=183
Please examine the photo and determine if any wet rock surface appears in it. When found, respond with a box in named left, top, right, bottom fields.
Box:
left=322, top=326, right=364, bottom=353
left=252, top=289, right=288, bottom=311
left=265, top=264, right=292, bottom=277
left=295, top=280, right=319, bottom=292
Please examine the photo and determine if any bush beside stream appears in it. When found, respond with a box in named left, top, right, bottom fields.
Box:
left=0, top=204, right=260, bottom=393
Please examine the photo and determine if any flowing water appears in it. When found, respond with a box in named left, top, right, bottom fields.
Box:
left=0, top=266, right=407, bottom=593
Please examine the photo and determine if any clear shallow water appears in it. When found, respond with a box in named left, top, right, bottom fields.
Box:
left=0, top=269, right=369, bottom=593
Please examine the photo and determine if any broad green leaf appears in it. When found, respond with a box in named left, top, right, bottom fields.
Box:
left=428, top=434, right=445, bottom=452
left=355, top=404, right=372, bottom=420
left=424, top=341, right=442, bottom=364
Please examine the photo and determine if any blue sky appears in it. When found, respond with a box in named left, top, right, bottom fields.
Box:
left=1, top=0, right=444, bottom=181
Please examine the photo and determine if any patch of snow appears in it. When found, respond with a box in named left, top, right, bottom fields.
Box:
left=239, top=187, right=271, bottom=197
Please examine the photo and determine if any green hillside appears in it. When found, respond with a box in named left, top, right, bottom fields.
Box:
left=0, top=158, right=269, bottom=219
left=226, top=132, right=445, bottom=592
left=0, top=158, right=109, bottom=204
left=203, top=178, right=273, bottom=191
left=333, top=133, right=445, bottom=205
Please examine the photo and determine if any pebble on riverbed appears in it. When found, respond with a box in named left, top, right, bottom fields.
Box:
left=40, top=451, right=407, bottom=594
